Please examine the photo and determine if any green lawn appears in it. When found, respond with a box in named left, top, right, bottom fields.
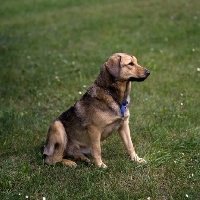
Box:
left=0, top=0, right=200, bottom=199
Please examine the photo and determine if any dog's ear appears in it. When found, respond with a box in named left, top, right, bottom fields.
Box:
left=105, top=55, right=121, bottom=78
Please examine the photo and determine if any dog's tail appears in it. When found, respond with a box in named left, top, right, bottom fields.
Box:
left=43, top=120, right=67, bottom=165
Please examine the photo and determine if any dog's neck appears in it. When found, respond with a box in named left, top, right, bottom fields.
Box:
left=95, top=64, right=131, bottom=105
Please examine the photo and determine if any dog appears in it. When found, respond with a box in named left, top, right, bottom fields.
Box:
left=43, top=53, right=150, bottom=168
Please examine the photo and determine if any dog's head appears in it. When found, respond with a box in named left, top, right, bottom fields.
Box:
left=105, top=53, right=150, bottom=82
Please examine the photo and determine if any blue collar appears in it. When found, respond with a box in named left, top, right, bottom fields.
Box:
left=121, top=100, right=129, bottom=116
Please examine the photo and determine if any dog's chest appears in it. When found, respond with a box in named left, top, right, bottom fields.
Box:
left=101, top=118, right=123, bottom=140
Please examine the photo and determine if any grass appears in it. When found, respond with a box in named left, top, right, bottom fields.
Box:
left=0, top=0, right=200, bottom=199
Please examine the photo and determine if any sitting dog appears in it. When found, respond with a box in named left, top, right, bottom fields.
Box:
left=43, top=53, right=150, bottom=168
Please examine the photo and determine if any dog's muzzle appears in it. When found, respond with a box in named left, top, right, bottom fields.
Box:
left=129, top=69, right=150, bottom=82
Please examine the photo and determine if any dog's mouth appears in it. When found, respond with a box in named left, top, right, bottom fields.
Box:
left=129, top=70, right=150, bottom=82
left=129, top=77, right=147, bottom=82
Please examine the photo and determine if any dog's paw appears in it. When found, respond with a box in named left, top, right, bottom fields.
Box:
left=131, top=153, right=147, bottom=164
left=96, top=162, right=107, bottom=168
left=135, top=157, right=147, bottom=163
left=62, top=159, right=77, bottom=168
left=101, top=162, right=108, bottom=168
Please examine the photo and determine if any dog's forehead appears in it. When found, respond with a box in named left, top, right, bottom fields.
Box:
left=121, top=55, right=137, bottom=63
left=109, top=53, right=137, bottom=64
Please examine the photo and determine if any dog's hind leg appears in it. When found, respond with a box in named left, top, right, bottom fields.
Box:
left=74, top=155, right=90, bottom=163
left=43, top=120, right=77, bottom=167
left=73, top=147, right=91, bottom=163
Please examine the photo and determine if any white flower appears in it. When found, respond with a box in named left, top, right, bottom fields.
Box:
left=43, top=197, right=46, bottom=200
left=197, top=68, right=200, bottom=71
left=25, top=196, right=28, bottom=199
left=55, top=76, right=60, bottom=81
left=189, top=173, right=194, bottom=178
left=186, top=194, right=189, bottom=198
left=180, top=103, right=183, bottom=106
left=78, top=91, right=82, bottom=95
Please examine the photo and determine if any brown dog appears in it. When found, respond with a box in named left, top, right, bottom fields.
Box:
left=43, top=53, right=150, bottom=168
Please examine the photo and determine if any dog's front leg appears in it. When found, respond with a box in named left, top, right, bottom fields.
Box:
left=118, top=118, right=146, bottom=163
left=87, top=125, right=107, bottom=168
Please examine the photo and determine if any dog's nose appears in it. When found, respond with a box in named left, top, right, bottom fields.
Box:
left=146, top=70, right=150, bottom=76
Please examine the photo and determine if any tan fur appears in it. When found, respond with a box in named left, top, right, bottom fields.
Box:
left=43, top=53, right=150, bottom=168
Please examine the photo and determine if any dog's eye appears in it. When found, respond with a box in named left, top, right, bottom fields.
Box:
left=129, top=62, right=134, bottom=66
